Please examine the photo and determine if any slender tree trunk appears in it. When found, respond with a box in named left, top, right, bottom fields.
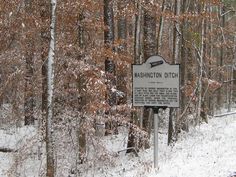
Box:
left=169, top=0, right=180, bottom=145
left=117, top=1, right=127, bottom=52
left=24, top=0, right=35, bottom=125
left=172, top=0, right=180, bottom=64
left=217, top=5, right=225, bottom=110
left=197, top=2, right=206, bottom=125
left=143, top=9, right=157, bottom=60
left=228, top=66, right=233, bottom=112
left=46, top=0, right=57, bottom=176
left=24, top=45, right=35, bottom=125
left=208, top=4, right=214, bottom=115
left=117, top=0, right=128, bottom=104
left=0, top=69, right=2, bottom=107
left=77, top=12, right=86, bottom=166
left=180, top=0, right=187, bottom=113
left=233, top=36, right=236, bottom=105
left=143, top=2, right=157, bottom=149
left=38, top=0, right=51, bottom=164
left=157, top=0, right=166, bottom=55
left=104, top=0, right=117, bottom=133
left=134, top=0, right=142, bottom=64
left=40, top=1, right=50, bottom=119
left=104, top=0, right=116, bottom=106
left=12, top=80, right=21, bottom=126
left=133, top=0, right=144, bottom=129
left=157, top=0, right=166, bottom=54
left=127, top=1, right=142, bottom=153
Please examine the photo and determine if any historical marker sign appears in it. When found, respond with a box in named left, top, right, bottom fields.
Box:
left=132, top=55, right=180, bottom=107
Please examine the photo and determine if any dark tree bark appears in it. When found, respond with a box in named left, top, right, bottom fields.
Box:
left=234, top=69, right=236, bottom=103
left=0, top=69, right=3, bottom=107
left=142, top=2, right=157, bottom=149
left=104, top=0, right=117, bottom=134
left=24, top=1, right=35, bottom=125
left=175, top=0, right=188, bottom=136
left=24, top=43, right=35, bottom=125
left=134, top=1, right=142, bottom=64
left=40, top=0, right=50, bottom=120
left=143, top=10, right=157, bottom=60
left=196, top=2, right=206, bottom=125
left=217, top=5, right=225, bottom=110
left=180, top=0, right=187, bottom=108
left=12, top=77, right=21, bottom=126
left=38, top=0, right=51, bottom=169
left=157, top=0, right=166, bottom=54
left=127, top=1, right=142, bottom=153
left=77, top=12, right=87, bottom=165
left=233, top=36, right=236, bottom=105
left=207, top=5, right=214, bottom=116
left=133, top=0, right=144, bottom=128
left=104, top=0, right=116, bottom=107
left=168, top=0, right=180, bottom=145
left=117, top=1, right=127, bottom=52
left=117, top=0, right=128, bottom=103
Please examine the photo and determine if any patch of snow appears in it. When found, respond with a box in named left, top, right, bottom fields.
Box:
left=82, top=114, right=236, bottom=177
left=0, top=152, right=13, bottom=176
left=0, top=125, right=39, bottom=177
left=0, top=126, right=36, bottom=150
left=148, top=115, right=236, bottom=177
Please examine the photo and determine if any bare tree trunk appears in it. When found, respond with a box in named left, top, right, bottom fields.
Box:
left=12, top=80, right=21, bottom=126
left=104, top=0, right=116, bottom=106
left=40, top=0, right=50, bottom=122
left=0, top=69, right=2, bottom=107
left=104, top=0, right=117, bottom=133
left=134, top=0, right=142, bottom=64
left=233, top=36, right=236, bottom=105
left=77, top=12, right=86, bottom=166
left=217, top=5, right=225, bottom=110
left=196, top=2, right=206, bottom=125
left=208, top=4, right=214, bottom=115
left=117, top=1, right=127, bottom=52
left=24, top=46, right=35, bottom=125
left=117, top=0, right=128, bottom=104
left=227, top=66, right=233, bottom=112
left=143, top=9, right=157, bottom=60
left=172, top=0, right=180, bottom=64
left=127, top=1, right=142, bottom=153
left=157, top=0, right=166, bottom=54
left=143, top=2, right=157, bottom=149
left=169, top=0, right=180, bottom=145
left=24, top=0, right=35, bottom=125
left=175, top=0, right=188, bottom=136
left=46, top=0, right=57, bottom=176
left=38, top=0, right=51, bottom=165
left=133, top=0, right=144, bottom=129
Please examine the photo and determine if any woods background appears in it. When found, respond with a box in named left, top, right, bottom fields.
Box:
left=0, top=0, right=236, bottom=176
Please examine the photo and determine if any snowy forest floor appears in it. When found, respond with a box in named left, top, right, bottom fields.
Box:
left=91, top=112, right=236, bottom=177
left=0, top=108, right=236, bottom=177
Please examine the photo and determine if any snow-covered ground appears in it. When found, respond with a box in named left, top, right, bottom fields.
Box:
left=86, top=113, right=236, bottom=177
left=0, top=112, right=236, bottom=177
left=0, top=126, right=39, bottom=177
left=149, top=114, right=236, bottom=177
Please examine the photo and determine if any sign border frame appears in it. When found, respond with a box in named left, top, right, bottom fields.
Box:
left=132, top=55, right=180, bottom=108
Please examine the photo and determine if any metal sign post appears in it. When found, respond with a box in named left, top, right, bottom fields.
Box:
left=153, top=107, right=159, bottom=169
left=152, top=106, right=166, bottom=170
left=132, top=55, right=180, bottom=171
